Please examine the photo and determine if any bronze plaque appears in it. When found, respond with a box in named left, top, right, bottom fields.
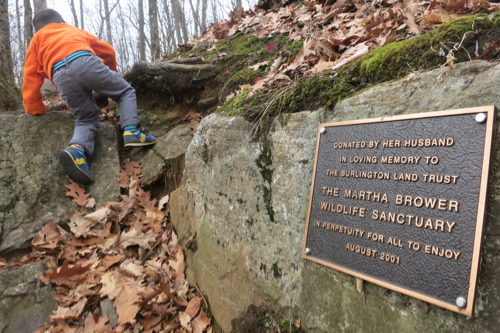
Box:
left=303, top=106, right=495, bottom=316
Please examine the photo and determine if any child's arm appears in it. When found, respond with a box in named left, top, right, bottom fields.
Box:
left=22, top=44, right=46, bottom=115
left=87, top=33, right=118, bottom=73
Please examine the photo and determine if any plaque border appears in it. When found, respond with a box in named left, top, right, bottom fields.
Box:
left=302, top=106, right=496, bottom=316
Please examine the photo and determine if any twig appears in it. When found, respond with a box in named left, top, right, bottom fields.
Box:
left=266, top=313, right=281, bottom=333
left=146, top=262, right=167, bottom=277
left=194, top=282, right=209, bottom=308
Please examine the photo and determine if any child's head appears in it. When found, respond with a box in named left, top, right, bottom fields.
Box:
left=33, top=9, right=65, bottom=32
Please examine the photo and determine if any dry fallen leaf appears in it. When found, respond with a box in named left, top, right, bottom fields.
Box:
left=192, top=309, right=211, bottom=333
left=113, top=276, right=144, bottom=324
left=120, top=259, right=146, bottom=277
left=32, top=223, right=68, bottom=250
left=64, top=180, right=90, bottom=206
left=83, top=313, right=109, bottom=333
left=85, top=207, right=110, bottom=224
left=185, top=297, right=202, bottom=319
left=100, top=270, right=119, bottom=299
left=158, top=194, right=170, bottom=210
left=179, top=311, right=193, bottom=331
left=120, top=229, right=157, bottom=250
left=85, top=198, right=96, bottom=209
left=50, top=297, right=87, bottom=321
left=45, top=260, right=91, bottom=288
left=68, top=211, right=98, bottom=238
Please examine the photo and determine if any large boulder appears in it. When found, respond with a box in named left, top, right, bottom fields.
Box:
left=172, top=60, right=500, bottom=332
left=0, top=110, right=120, bottom=254
left=0, top=261, right=57, bottom=333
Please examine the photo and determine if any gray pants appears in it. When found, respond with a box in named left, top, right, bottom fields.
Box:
left=52, top=55, right=140, bottom=156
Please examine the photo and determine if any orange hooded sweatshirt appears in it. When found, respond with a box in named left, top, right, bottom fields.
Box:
left=22, top=23, right=118, bottom=115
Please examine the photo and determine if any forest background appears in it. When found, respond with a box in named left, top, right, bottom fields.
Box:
left=3, top=0, right=258, bottom=87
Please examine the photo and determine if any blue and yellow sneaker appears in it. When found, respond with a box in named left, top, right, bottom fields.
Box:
left=58, top=144, right=94, bottom=184
left=123, top=126, right=157, bottom=148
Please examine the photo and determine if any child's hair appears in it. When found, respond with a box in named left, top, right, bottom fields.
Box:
left=33, top=9, right=65, bottom=32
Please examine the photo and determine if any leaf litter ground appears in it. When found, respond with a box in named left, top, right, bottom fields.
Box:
left=183, top=0, right=500, bottom=117
left=9, top=160, right=211, bottom=333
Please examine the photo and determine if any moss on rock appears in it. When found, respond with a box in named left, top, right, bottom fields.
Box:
left=216, top=13, right=500, bottom=125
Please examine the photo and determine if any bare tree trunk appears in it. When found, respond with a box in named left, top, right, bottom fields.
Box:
left=117, top=3, right=129, bottom=68
left=162, top=0, right=175, bottom=53
left=79, top=0, right=84, bottom=29
left=24, top=0, right=33, bottom=49
left=188, top=0, right=202, bottom=36
left=149, top=0, right=160, bottom=60
left=138, top=0, right=146, bottom=61
left=15, top=0, right=23, bottom=58
left=114, top=23, right=126, bottom=73
left=68, top=0, right=79, bottom=28
left=33, top=0, right=47, bottom=13
left=103, top=0, right=113, bottom=45
left=180, top=1, right=189, bottom=42
left=171, top=0, right=183, bottom=45
left=98, top=0, right=104, bottom=39
left=211, top=0, right=218, bottom=25
left=157, top=6, right=167, bottom=54
left=0, top=0, right=14, bottom=81
left=0, top=0, right=21, bottom=110
left=171, top=0, right=188, bottom=43
left=233, top=0, right=242, bottom=21
left=201, top=0, right=208, bottom=34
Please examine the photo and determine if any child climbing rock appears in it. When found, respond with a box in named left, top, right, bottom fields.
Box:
left=22, top=9, right=156, bottom=185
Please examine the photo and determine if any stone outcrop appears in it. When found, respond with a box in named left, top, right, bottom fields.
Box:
left=0, top=110, right=120, bottom=330
left=0, top=110, right=120, bottom=254
left=0, top=261, right=57, bottom=333
left=0, top=100, right=194, bottom=330
left=171, top=60, right=500, bottom=332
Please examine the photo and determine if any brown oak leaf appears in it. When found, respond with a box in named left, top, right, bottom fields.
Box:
left=50, top=297, right=87, bottom=321
left=124, top=160, right=142, bottom=176
left=119, top=229, right=157, bottom=250
left=136, top=187, right=158, bottom=213
left=116, top=169, right=130, bottom=188
left=185, top=297, right=202, bottom=319
left=45, top=260, right=91, bottom=288
left=32, top=223, right=68, bottom=250
left=83, top=313, right=109, bottom=333
left=113, top=276, right=143, bottom=324
left=65, top=180, right=90, bottom=206
left=68, top=211, right=97, bottom=238
left=192, top=309, right=211, bottom=333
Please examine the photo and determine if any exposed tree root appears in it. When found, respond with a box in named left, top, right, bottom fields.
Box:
left=123, top=59, right=216, bottom=82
